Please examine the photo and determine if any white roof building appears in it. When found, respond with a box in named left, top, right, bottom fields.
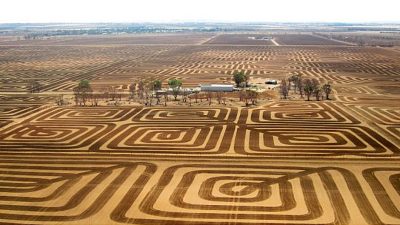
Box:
left=200, top=84, right=235, bottom=92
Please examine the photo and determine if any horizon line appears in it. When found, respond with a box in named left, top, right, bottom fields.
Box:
left=1, top=21, right=400, bottom=25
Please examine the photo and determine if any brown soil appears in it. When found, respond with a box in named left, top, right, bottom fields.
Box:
left=0, top=33, right=400, bottom=225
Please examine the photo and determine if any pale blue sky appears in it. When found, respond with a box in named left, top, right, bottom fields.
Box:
left=1, top=0, right=399, bottom=23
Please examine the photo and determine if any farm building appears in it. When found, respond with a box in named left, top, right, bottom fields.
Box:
left=200, top=84, right=235, bottom=92
left=265, top=80, right=278, bottom=85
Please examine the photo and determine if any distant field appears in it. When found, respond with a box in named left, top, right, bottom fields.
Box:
left=273, top=34, right=348, bottom=45
left=0, top=37, right=399, bottom=92
left=0, top=36, right=19, bottom=42
left=316, top=31, right=400, bottom=46
left=0, top=33, right=215, bottom=45
left=204, top=33, right=347, bottom=46
left=205, top=34, right=275, bottom=45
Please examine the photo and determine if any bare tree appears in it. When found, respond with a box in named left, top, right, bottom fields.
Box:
left=311, top=78, right=321, bottom=101
left=239, top=90, right=245, bottom=102
left=287, top=76, right=292, bottom=91
left=288, top=75, right=295, bottom=93
left=314, top=87, right=322, bottom=101
left=144, top=82, right=154, bottom=106
left=243, top=73, right=249, bottom=87
left=91, top=93, right=99, bottom=106
left=182, top=89, right=188, bottom=103
left=295, top=74, right=304, bottom=98
left=207, top=92, right=213, bottom=105
left=28, top=80, right=41, bottom=93
left=303, top=78, right=313, bottom=101
left=289, top=74, right=301, bottom=94
left=155, top=92, right=161, bottom=105
left=322, top=83, right=332, bottom=100
left=73, top=80, right=92, bottom=106
left=216, top=92, right=223, bottom=104
left=109, top=86, right=117, bottom=101
left=194, top=92, right=199, bottom=103
left=138, top=80, right=144, bottom=100
left=164, top=93, right=168, bottom=106
left=247, top=90, right=258, bottom=105
left=56, top=94, right=64, bottom=106
left=129, top=83, right=136, bottom=99
left=280, top=79, right=289, bottom=99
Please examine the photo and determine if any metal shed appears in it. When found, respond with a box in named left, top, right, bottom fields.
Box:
left=200, top=84, right=235, bottom=92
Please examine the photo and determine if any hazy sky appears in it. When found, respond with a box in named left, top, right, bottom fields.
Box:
left=1, top=0, right=399, bottom=23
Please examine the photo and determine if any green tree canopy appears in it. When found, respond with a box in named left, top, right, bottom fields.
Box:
left=168, top=79, right=182, bottom=88
left=153, top=80, right=162, bottom=90
left=78, top=79, right=91, bottom=89
left=233, top=71, right=245, bottom=87
left=168, top=79, right=182, bottom=101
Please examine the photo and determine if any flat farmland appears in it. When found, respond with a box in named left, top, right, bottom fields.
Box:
left=204, top=33, right=347, bottom=46
left=205, top=34, right=275, bottom=45
left=0, top=33, right=215, bottom=46
left=0, top=33, right=400, bottom=225
left=273, top=34, right=348, bottom=45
